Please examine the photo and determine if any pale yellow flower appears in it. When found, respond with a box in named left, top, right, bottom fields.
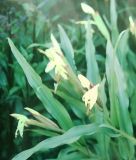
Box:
left=81, top=3, right=95, bottom=15
left=39, top=34, right=68, bottom=80
left=78, top=74, right=92, bottom=90
left=129, top=16, right=136, bottom=36
left=78, top=74, right=99, bottom=111
left=10, top=114, right=28, bottom=138
left=11, top=108, right=61, bottom=138
left=82, top=84, right=99, bottom=111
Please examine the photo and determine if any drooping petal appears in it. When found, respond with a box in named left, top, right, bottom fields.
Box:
left=78, top=74, right=91, bottom=90
left=45, top=61, right=55, bottom=73
left=81, top=3, right=95, bottom=15
left=10, top=114, right=28, bottom=138
left=82, top=84, right=99, bottom=110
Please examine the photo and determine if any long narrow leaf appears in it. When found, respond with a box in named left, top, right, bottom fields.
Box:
left=58, top=25, right=76, bottom=73
left=8, top=38, right=73, bottom=130
left=12, top=123, right=99, bottom=160
left=110, top=0, right=119, bottom=44
left=12, top=122, right=136, bottom=160
left=106, top=40, right=134, bottom=159
left=85, top=22, right=100, bottom=83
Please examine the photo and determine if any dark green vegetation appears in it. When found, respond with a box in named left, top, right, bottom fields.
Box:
left=1, top=0, right=136, bottom=159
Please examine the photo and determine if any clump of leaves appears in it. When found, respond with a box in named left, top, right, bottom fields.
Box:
left=9, top=1, right=136, bottom=160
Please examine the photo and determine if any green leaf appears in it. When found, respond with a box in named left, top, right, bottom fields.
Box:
left=30, top=129, right=59, bottom=137
left=110, top=0, right=119, bottom=44
left=27, top=43, right=51, bottom=49
left=58, top=25, right=76, bottom=73
left=58, top=151, right=86, bottom=160
left=115, top=30, right=129, bottom=68
left=56, top=90, right=86, bottom=119
left=35, top=12, right=45, bottom=38
left=130, top=91, right=136, bottom=125
left=106, top=40, right=132, bottom=133
left=0, top=70, right=8, bottom=87
left=106, top=40, right=134, bottom=159
left=12, top=123, right=99, bottom=160
left=94, top=108, right=110, bottom=160
left=93, top=14, right=110, bottom=41
left=12, top=121, right=136, bottom=160
left=85, top=22, right=100, bottom=83
left=8, top=38, right=73, bottom=130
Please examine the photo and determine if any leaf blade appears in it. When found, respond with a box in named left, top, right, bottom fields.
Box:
left=8, top=38, right=73, bottom=130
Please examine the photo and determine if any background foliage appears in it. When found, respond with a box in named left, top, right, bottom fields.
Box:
left=1, top=0, right=136, bottom=159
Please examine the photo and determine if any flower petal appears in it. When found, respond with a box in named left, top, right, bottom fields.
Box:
left=45, top=62, right=55, bottom=73
left=82, top=84, right=99, bottom=110
left=10, top=114, right=28, bottom=138
left=81, top=3, right=95, bottom=15
left=51, top=34, right=62, bottom=55
left=78, top=74, right=91, bottom=90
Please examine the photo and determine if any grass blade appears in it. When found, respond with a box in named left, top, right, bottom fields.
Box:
left=58, top=25, right=77, bottom=73
left=110, top=0, right=119, bottom=44
left=85, top=22, right=100, bottom=83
